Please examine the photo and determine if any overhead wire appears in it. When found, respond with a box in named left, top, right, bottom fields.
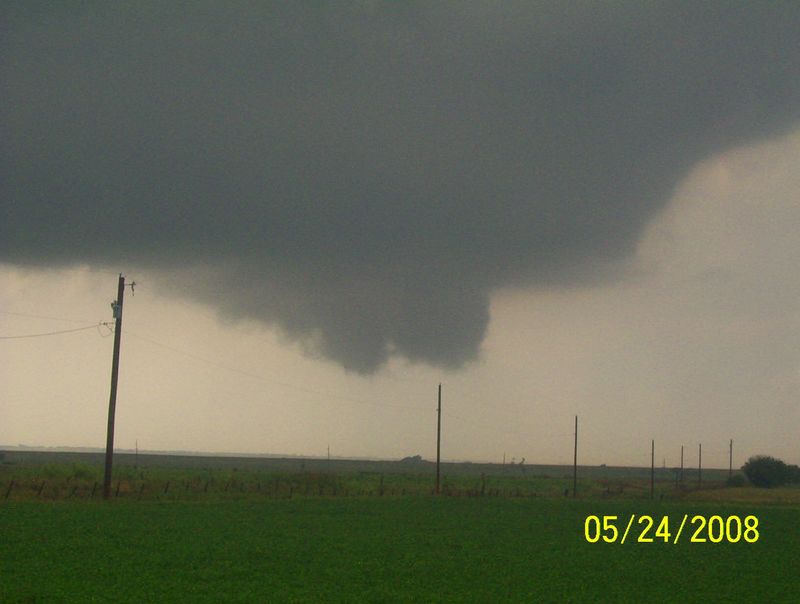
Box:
left=0, top=323, right=113, bottom=340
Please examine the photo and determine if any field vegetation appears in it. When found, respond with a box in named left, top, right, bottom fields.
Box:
left=1, top=450, right=743, bottom=503
left=2, top=450, right=798, bottom=602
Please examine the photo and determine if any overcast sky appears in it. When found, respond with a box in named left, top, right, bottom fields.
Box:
left=2, top=2, right=799, bottom=466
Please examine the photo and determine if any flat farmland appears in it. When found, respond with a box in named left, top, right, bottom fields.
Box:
left=2, top=452, right=798, bottom=602
left=2, top=497, right=799, bottom=602
left=0, top=449, right=736, bottom=501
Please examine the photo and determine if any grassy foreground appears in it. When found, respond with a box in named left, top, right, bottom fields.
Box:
left=2, top=497, right=798, bottom=603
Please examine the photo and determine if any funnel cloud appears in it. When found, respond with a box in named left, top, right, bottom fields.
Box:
left=2, top=2, right=799, bottom=372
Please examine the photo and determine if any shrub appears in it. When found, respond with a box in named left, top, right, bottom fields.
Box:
left=70, top=463, right=98, bottom=481
left=40, top=463, right=70, bottom=479
left=741, top=456, right=789, bottom=488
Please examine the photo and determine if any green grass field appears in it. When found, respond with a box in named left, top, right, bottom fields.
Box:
left=2, top=497, right=798, bottom=602
left=2, top=452, right=798, bottom=602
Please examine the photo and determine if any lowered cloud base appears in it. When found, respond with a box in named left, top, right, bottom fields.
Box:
left=3, top=2, right=799, bottom=372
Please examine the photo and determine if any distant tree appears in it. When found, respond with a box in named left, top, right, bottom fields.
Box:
left=741, top=455, right=792, bottom=488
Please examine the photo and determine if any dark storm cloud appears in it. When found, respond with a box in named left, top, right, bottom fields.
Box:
left=2, top=2, right=799, bottom=372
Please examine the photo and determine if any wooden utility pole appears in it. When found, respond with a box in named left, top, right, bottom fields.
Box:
left=103, top=274, right=126, bottom=500
left=650, top=440, right=655, bottom=499
left=436, top=384, right=442, bottom=495
left=572, top=415, right=578, bottom=498
left=680, top=445, right=684, bottom=483
left=698, top=443, right=702, bottom=487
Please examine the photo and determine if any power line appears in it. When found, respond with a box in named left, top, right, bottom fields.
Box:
left=0, top=310, right=99, bottom=324
left=0, top=323, right=111, bottom=340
